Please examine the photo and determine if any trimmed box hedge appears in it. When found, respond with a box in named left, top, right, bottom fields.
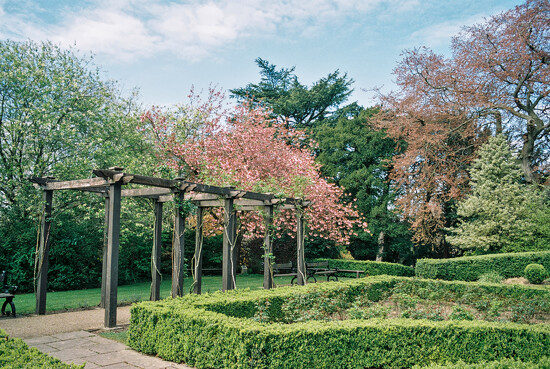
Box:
left=415, top=357, right=550, bottom=368
left=314, top=258, right=415, bottom=277
left=0, top=329, right=83, bottom=369
left=415, top=251, right=550, bottom=281
left=128, top=276, right=550, bottom=369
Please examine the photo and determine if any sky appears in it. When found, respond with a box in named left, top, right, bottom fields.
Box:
left=0, top=0, right=523, bottom=109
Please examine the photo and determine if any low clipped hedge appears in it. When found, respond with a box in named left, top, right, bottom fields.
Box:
left=314, top=258, right=414, bottom=277
left=128, top=276, right=550, bottom=369
left=415, top=251, right=550, bottom=281
left=415, top=357, right=550, bottom=368
left=0, top=329, right=83, bottom=369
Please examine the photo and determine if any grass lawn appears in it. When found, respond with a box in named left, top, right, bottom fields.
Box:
left=13, top=274, right=298, bottom=315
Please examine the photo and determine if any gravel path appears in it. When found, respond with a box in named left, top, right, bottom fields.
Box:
left=0, top=306, right=132, bottom=338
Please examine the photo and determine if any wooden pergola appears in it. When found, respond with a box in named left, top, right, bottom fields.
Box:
left=31, top=168, right=309, bottom=327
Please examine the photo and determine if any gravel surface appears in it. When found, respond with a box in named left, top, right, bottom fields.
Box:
left=0, top=306, right=132, bottom=338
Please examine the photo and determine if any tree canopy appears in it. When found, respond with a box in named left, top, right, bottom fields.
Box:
left=230, top=58, right=354, bottom=130
left=447, top=135, right=550, bottom=253
left=140, top=90, right=367, bottom=245
left=376, top=0, right=550, bottom=253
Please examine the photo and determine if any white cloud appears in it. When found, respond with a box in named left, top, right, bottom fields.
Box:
left=0, top=0, right=412, bottom=62
left=408, top=13, right=488, bottom=48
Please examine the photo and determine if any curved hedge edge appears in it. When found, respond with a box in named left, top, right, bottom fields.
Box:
left=416, top=251, right=550, bottom=281
left=414, top=356, right=550, bottom=369
left=0, top=329, right=84, bottom=369
left=314, top=258, right=415, bottom=277
left=128, top=276, right=550, bottom=369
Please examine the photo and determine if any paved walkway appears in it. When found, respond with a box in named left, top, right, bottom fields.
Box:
left=0, top=307, right=193, bottom=369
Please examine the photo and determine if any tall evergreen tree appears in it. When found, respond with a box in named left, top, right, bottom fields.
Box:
left=447, top=135, right=550, bottom=253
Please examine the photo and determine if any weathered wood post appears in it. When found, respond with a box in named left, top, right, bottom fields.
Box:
left=105, top=180, right=122, bottom=328
left=172, top=191, right=185, bottom=297
left=296, top=207, right=306, bottom=286
left=36, top=189, right=53, bottom=315
left=151, top=199, right=163, bottom=301
left=193, top=206, right=204, bottom=294
left=263, top=205, right=274, bottom=289
left=100, top=194, right=109, bottom=308
left=222, top=197, right=237, bottom=291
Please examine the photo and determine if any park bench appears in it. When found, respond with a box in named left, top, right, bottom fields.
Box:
left=306, top=261, right=366, bottom=283
left=273, top=262, right=298, bottom=285
left=0, top=270, right=17, bottom=317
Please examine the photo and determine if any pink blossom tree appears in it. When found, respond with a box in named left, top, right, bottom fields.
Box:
left=140, top=88, right=366, bottom=245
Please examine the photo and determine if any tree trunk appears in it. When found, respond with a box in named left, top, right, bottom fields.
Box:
left=376, top=231, right=385, bottom=262
left=521, top=121, right=537, bottom=184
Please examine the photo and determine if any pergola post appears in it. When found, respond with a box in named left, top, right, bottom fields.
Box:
left=296, top=209, right=306, bottom=286
left=100, top=194, right=109, bottom=308
left=222, top=197, right=236, bottom=291
left=263, top=205, right=274, bottom=289
left=36, top=189, right=53, bottom=315
left=104, top=181, right=121, bottom=328
left=193, top=206, right=204, bottom=294
left=151, top=200, right=163, bottom=301
left=172, top=191, right=185, bottom=298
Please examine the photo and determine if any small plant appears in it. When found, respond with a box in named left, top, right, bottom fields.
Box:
left=449, top=305, right=475, bottom=321
left=524, top=264, right=548, bottom=284
left=347, top=303, right=390, bottom=319
left=477, top=272, right=504, bottom=283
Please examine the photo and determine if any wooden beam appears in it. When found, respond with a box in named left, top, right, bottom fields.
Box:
left=122, top=188, right=173, bottom=198
left=263, top=205, right=274, bottom=289
left=41, top=177, right=109, bottom=191
left=100, top=195, right=109, bottom=309
left=151, top=200, right=163, bottom=301
left=105, top=182, right=121, bottom=328
left=296, top=210, right=306, bottom=286
left=172, top=192, right=185, bottom=297
left=36, top=190, right=53, bottom=315
left=222, top=198, right=237, bottom=291
left=193, top=207, right=204, bottom=294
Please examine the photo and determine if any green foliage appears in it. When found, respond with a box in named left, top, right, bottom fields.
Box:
left=415, top=357, right=550, bottom=369
left=478, top=272, right=504, bottom=284
left=314, top=107, right=414, bottom=263
left=416, top=251, right=550, bottom=281
left=0, top=39, right=161, bottom=292
left=128, top=276, right=550, bottom=369
left=524, top=264, right=548, bottom=285
left=0, top=329, right=83, bottom=368
left=314, top=258, right=415, bottom=277
left=230, top=58, right=354, bottom=130
left=447, top=135, right=550, bottom=253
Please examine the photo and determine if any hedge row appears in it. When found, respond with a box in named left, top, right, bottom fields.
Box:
left=128, top=276, right=550, bottom=369
left=314, top=258, right=415, bottom=277
left=415, top=357, right=550, bottom=368
left=415, top=251, right=550, bottom=281
left=0, top=329, right=83, bottom=369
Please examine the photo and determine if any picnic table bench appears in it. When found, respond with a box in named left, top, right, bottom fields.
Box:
left=306, top=261, right=366, bottom=283
left=0, top=270, right=17, bottom=317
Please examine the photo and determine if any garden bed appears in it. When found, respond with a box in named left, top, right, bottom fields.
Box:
left=128, top=276, right=550, bottom=368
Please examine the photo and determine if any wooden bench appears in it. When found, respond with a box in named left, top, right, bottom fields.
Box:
left=273, top=262, right=298, bottom=285
left=306, top=261, right=338, bottom=282
left=306, top=261, right=366, bottom=282
left=0, top=270, right=17, bottom=317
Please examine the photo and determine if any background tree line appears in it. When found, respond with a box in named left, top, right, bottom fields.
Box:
left=0, top=0, right=548, bottom=292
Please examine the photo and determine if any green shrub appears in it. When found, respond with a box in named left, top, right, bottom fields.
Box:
left=416, top=251, right=550, bottom=281
left=478, top=272, right=504, bottom=283
left=524, top=264, right=548, bottom=284
left=128, top=276, right=550, bottom=369
left=0, top=329, right=83, bottom=368
left=415, top=357, right=550, bottom=368
left=314, top=258, right=415, bottom=277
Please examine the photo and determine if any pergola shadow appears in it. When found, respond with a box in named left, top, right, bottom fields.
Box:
left=31, top=168, right=309, bottom=327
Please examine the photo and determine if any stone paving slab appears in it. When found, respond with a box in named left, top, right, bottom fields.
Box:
left=24, top=330, right=192, bottom=369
